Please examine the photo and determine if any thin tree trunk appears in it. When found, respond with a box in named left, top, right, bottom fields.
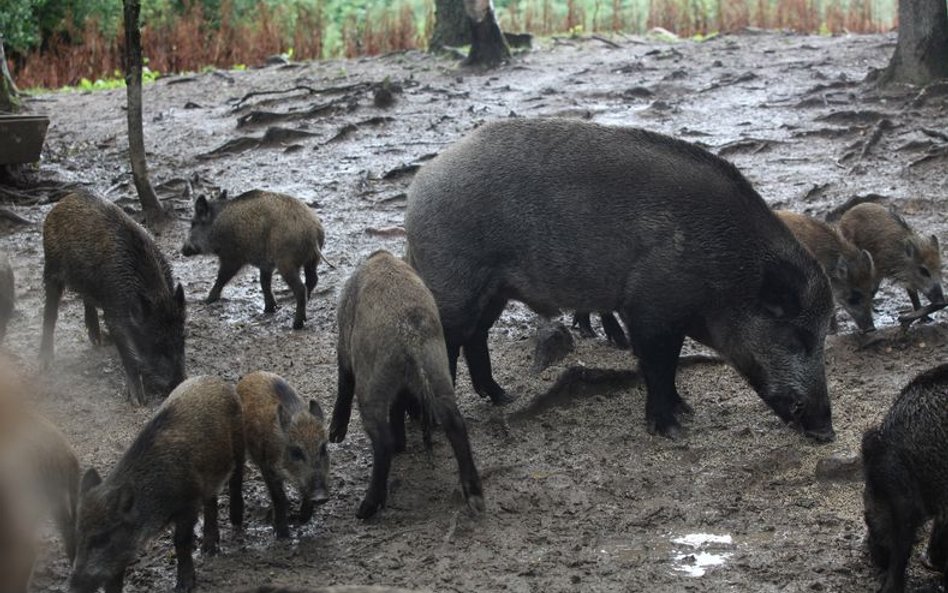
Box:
left=430, top=0, right=471, bottom=50
left=0, top=35, right=22, bottom=114
left=882, top=0, right=948, bottom=85
left=123, top=0, right=167, bottom=227
left=464, top=0, right=511, bottom=68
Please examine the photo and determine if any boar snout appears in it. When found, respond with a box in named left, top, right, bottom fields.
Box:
left=927, top=283, right=945, bottom=305
left=181, top=242, right=199, bottom=257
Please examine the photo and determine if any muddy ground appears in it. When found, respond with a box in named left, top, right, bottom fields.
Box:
left=4, top=29, right=947, bottom=592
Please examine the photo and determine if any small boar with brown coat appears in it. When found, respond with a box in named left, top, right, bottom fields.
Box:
left=332, top=250, right=484, bottom=519
left=70, top=376, right=244, bottom=593
left=839, top=203, right=943, bottom=312
left=234, top=371, right=330, bottom=538
left=181, top=190, right=326, bottom=330
left=777, top=210, right=877, bottom=332
left=0, top=363, right=80, bottom=593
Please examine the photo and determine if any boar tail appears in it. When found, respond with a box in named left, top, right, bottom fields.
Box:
left=408, top=350, right=441, bottom=453
left=318, top=250, right=336, bottom=270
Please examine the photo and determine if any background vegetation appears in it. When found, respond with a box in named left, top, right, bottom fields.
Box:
left=1, top=0, right=897, bottom=89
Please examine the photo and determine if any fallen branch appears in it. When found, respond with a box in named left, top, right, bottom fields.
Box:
left=898, top=302, right=947, bottom=328
left=824, top=193, right=890, bottom=223
left=859, top=118, right=894, bottom=159
left=716, top=137, right=781, bottom=156
left=236, top=96, right=355, bottom=128
left=701, top=72, right=757, bottom=93
left=197, top=126, right=318, bottom=159
left=590, top=35, right=622, bottom=49
left=0, top=207, right=32, bottom=225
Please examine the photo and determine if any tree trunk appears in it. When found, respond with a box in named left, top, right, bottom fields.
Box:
left=0, top=34, right=22, bottom=113
left=123, top=0, right=167, bottom=227
left=464, top=0, right=511, bottom=68
left=882, top=0, right=948, bottom=85
left=430, top=0, right=471, bottom=50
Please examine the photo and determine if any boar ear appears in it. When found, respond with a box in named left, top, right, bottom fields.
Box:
left=830, top=255, right=848, bottom=282
left=81, top=468, right=102, bottom=495
left=277, top=403, right=292, bottom=432
left=861, top=249, right=875, bottom=277
left=759, top=260, right=802, bottom=319
left=932, top=234, right=940, bottom=250
left=195, top=195, right=210, bottom=219
left=904, top=238, right=917, bottom=259
left=309, top=399, right=324, bottom=420
left=174, top=283, right=185, bottom=308
left=117, top=484, right=135, bottom=518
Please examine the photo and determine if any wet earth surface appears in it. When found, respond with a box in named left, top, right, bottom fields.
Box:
left=3, top=30, right=947, bottom=592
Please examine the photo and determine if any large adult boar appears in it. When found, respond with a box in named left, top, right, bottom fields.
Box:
left=838, top=202, right=944, bottom=313
left=405, top=119, right=835, bottom=440
left=41, top=191, right=186, bottom=404
left=776, top=210, right=877, bottom=332
left=70, top=376, right=244, bottom=593
left=234, top=371, right=330, bottom=538
left=332, top=250, right=484, bottom=519
left=862, top=363, right=948, bottom=593
left=181, top=190, right=326, bottom=330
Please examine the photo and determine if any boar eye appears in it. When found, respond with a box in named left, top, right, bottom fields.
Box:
left=290, top=446, right=305, bottom=462
left=919, top=267, right=931, bottom=278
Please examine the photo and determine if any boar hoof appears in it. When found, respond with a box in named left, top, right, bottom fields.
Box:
left=329, top=426, right=347, bottom=443
left=675, top=399, right=694, bottom=416
left=357, top=498, right=383, bottom=520
left=647, top=417, right=683, bottom=440
left=486, top=388, right=516, bottom=406
left=292, top=319, right=305, bottom=330
left=467, top=495, right=485, bottom=515
left=264, top=304, right=277, bottom=314
left=175, top=575, right=196, bottom=593
left=201, top=540, right=220, bottom=556
left=204, top=294, right=220, bottom=305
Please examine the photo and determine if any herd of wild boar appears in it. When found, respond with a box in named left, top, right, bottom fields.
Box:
left=0, top=118, right=944, bottom=593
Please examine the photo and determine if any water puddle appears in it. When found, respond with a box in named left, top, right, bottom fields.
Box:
left=670, top=533, right=734, bottom=577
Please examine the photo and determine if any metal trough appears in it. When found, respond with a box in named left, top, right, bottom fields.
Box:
left=0, top=114, right=49, bottom=165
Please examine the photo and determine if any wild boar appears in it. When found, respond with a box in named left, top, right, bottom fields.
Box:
left=838, top=202, right=943, bottom=312
left=776, top=210, right=877, bottom=332
left=181, top=190, right=326, bottom=330
left=0, top=363, right=80, bottom=592
left=405, top=118, right=835, bottom=441
left=332, top=250, right=484, bottom=519
left=0, top=252, right=14, bottom=341
left=40, top=191, right=186, bottom=404
left=70, top=376, right=244, bottom=593
left=862, top=363, right=948, bottom=593
left=234, top=371, right=330, bottom=538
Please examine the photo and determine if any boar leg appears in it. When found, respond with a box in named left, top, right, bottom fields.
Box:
left=278, top=265, right=307, bottom=330
left=358, top=395, right=394, bottom=519
left=907, top=288, right=934, bottom=323
left=201, top=496, right=220, bottom=555
left=635, top=333, right=687, bottom=438
left=40, top=277, right=65, bottom=367
left=600, top=312, right=630, bottom=349
left=229, top=461, right=244, bottom=529
left=464, top=296, right=515, bottom=405
left=111, top=331, right=146, bottom=405
left=330, top=362, right=356, bottom=442
left=929, top=517, right=948, bottom=574
left=304, top=258, right=319, bottom=297
left=390, top=395, right=408, bottom=453
left=262, top=468, right=290, bottom=538
left=571, top=312, right=596, bottom=338
left=206, top=260, right=241, bottom=304
left=83, top=301, right=102, bottom=345
left=173, top=509, right=199, bottom=593
left=435, top=397, right=484, bottom=514
left=260, top=267, right=277, bottom=313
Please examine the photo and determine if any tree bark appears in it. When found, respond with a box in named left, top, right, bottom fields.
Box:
left=430, top=0, right=471, bottom=50
left=463, top=0, right=511, bottom=68
left=0, top=34, right=22, bottom=113
left=882, top=0, right=948, bottom=85
left=123, top=0, right=167, bottom=227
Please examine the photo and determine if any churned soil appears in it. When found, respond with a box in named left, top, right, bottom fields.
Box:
left=3, top=29, right=946, bottom=593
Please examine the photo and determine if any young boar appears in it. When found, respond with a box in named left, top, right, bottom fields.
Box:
left=839, top=203, right=944, bottom=312
left=40, top=191, right=186, bottom=404
left=571, top=311, right=630, bottom=348
left=332, top=250, right=484, bottom=519
left=776, top=210, right=877, bottom=332
left=181, top=190, right=326, bottom=330
left=70, top=376, right=244, bottom=593
left=234, top=371, right=330, bottom=538
left=0, top=376, right=80, bottom=592
left=862, top=363, right=948, bottom=593
left=0, top=253, right=14, bottom=342
left=405, top=119, right=835, bottom=441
